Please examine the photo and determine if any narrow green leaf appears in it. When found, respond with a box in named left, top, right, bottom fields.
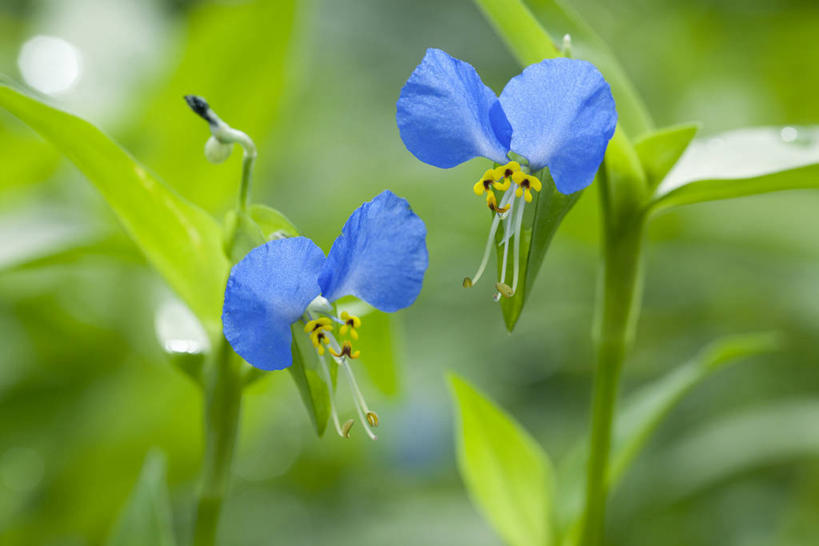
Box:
left=449, top=373, right=554, bottom=546
left=106, top=450, right=176, bottom=546
left=498, top=171, right=582, bottom=331
left=0, top=85, right=229, bottom=338
left=634, top=123, right=700, bottom=190
left=609, top=332, right=780, bottom=486
left=648, top=126, right=819, bottom=215
left=473, top=0, right=654, bottom=137
left=473, top=0, right=560, bottom=66
left=526, top=0, right=654, bottom=137
left=336, top=299, right=401, bottom=396
left=288, top=322, right=332, bottom=436
left=556, top=333, right=779, bottom=538
left=647, top=399, right=819, bottom=503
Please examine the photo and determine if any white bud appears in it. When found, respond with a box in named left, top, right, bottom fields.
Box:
left=204, top=136, right=233, bottom=164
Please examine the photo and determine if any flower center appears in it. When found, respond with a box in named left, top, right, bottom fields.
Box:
left=303, top=309, right=377, bottom=440
left=463, top=161, right=543, bottom=300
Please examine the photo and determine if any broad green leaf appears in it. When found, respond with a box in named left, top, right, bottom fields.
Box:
left=449, top=373, right=554, bottom=546
left=336, top=299, right=400, bottom=396
left=556, top=332, right=779, bottom=539
left=498, top=171, right=582, bottom=331
left=0, top=85, right=229, bottom=338
left=649, top=399, right=819, bottom=503
left=473, top=0, right=560, bottom=66
left=649, top=126, right=819, bottom=215
left=634, top=123, right=700, bottom=190
left=526, top=0, right=654, bottom=137
left=135, top=0, right=300, bottom=212
left=289, top=322, right=333, bottom=436
left=105, top=450, right=176, bottom=546
left=248, top=204, right=299, bottom=239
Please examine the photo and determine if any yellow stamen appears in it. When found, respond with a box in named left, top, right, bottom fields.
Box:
left=304, top=317, right=332, bottom=333
left=492, top=161, right=521, bottom=181
left=339, top=311, right=361, bottom=340
left=330, top=340, right=360, bottom=359
left=511, top=171, right=541, bottom=203
left=473, top=169, right=497, bottom=196
left=486, top=192, right=510, bottom=214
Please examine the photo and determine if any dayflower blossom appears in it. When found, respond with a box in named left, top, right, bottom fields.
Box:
left=222, top=190, right=428, bottom=438
left=396, top=48, right=617, bottom=299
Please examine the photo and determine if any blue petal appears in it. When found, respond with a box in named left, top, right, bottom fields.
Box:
left=499, top=58, right=617, bottom=194
left=222, top=237, right=325, bottom=371
left=319, top=191, right=428, bottom=312
left=397, top=48, right=512, bottom=168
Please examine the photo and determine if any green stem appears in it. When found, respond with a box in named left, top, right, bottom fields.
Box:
left=192, top=339, right=243, bottom=546
left=238, top=154, right=255, bottom=212
left=579, top=168, right=646, bottom=546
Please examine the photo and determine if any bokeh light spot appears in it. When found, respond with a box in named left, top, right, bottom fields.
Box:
left=17, top=35, right=82, bottom=95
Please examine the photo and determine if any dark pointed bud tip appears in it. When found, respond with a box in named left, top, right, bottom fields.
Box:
left=184, top=95, right=211, bottom=121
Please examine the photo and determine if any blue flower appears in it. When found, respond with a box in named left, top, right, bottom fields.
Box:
left=396, top=48, right=616, bottom=298
left=222, top=190, right=427, bottom=438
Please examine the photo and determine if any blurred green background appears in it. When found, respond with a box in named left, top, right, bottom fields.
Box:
left=1, top=0, right=819, bottom=544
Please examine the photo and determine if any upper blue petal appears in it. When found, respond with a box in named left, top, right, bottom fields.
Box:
left=319, top=190, right=428, bottom=312
left=222, top=237, right=325, bottom=371
left=397, top=48, right=512, bottom=168
left=499, top=58, right=617, bottom=194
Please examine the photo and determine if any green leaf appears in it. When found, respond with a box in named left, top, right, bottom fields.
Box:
left=248, top=204, right=299, bottom=239
left=106, top=450, right=176, bottom=546
left=634, top=123, right=700, bottom=190
left=449, top=373, right=554, bottom=546
left=498, top=171, right=582, bottom=331
left=473, top=0, right=560, bottom=66
left=556, top=333, right=779, bottom=538
left=648, top=126, right=819, bottom=215
left=644, top=399, right=819, bottom=504
left=608, top=332, right=780, bottom=487
left=336, top=300, right=400, bottom=396
left=526, top=0, right=654, bottom=137
left=0, top=85, right=229, bottom=338
left=288, top=322, right=333, bottom=436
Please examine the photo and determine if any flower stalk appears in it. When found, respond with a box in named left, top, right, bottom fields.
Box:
left=579, top=146, right=646, bottom=546
left=193, top=338, right=243, bottom=546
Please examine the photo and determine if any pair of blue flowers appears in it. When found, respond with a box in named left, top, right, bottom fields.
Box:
left=222, top=49, right=616, bottom=432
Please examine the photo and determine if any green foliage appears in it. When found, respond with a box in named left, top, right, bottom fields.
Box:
left=473, top=0, right=560, bottom=66
left=608, top=332, right=780, bottom=487
left=105, top=450, right=176, bottom=546
left=289, top=322, right=334, bottom=437
left=634, top=123, right=700, bottom=190
left=0, top=85, right=229, bottom=338
left=648, top=126, right=819, bottom=214
left=248, top=204, right=299, bottom=239
left=449, top=373, right=554, bottom=546
left=498, top=171, right=582, bottom=331
left=526, top=0, right=654, bottom=137
left=336, top=299, right=401, bottom=396
left=135, top=0, right=300, bottom=213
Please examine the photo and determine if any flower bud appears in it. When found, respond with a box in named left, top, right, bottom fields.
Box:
left=204, top=136, right=232, bottom=164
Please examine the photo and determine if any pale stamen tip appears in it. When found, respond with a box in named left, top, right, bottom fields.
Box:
left=366, top=411, right=379, bottom=428
left=495, top=282, right=514, bottom=298
left=462, top=277, right=473, bottom=288
left=342, top=419, right=355, bottom=438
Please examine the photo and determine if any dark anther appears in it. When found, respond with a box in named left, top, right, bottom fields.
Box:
left=505, top=168, right=514, bottom=177
left=483, top=179, right=493, bottom=190
left=520, top=178, right=530, bottom=188
left=184, top=95, right=214, bottom=123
